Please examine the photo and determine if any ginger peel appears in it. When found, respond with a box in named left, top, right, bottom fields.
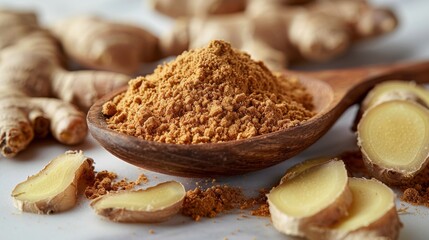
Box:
left=280, top=156, right=332, bottom=183
left=271, top=158, right=402, bottom=239
left=51, top=16, right=161, bottom=74
left=160, top=0, right=398, bottom=70
left=150, top=0, right=247, bottom=18
left=306, top=178, right=402, bottom=240
left=150, top=0, right=320, bottom=18
left=354, top=80, right=429, bottom=128
left=358, top=100, right=429, bottom=184
left=355, top=81, right=429, bottom=184
left=0, top=10, right=129, bottom=157
left=268, top=160, right=352, bottom=237
left=90, top=181, right=185, bottom=223
left=11, top=151, right=94, bottom=214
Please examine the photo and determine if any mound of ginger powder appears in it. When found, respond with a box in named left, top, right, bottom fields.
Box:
left=102, top=40, right=314, bottom=144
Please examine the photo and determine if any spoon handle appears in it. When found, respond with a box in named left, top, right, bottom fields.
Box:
left=295, top=60, right=429, bottom=107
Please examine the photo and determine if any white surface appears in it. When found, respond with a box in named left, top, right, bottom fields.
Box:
left=0, top=0, right=428, bottom=239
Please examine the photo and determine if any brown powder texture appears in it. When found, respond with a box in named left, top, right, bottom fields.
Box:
left=78, top=161, right=96, bottom=193
left=182, top=185, right=271, bottom=221
left=84, top=171, right=270, bottom=219
left=240, top=188, right=270, bottom=217
left=182, top=185, right=245, bottom=221
left=251, top=203, right=270, bottom=217
left=396, top=166, right=429, bottom=207
left=84, top=171, right=148, bottom=200
left=103, top=40, right=314, bottom=144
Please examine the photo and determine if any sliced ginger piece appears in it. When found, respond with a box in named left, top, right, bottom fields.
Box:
left=268, top=160, right=352, bottom=237
left=90, top=181, right=185, bottom=223
left=11, top=150, right=93, bottom=214
left=362, top=80, right=429, bottom=112
left=281, top=157, right=333, bottom=183
left=306, top=178, right=402, bottom=240
left=354, top=80, right=429, bottom=128
left=358, top=100, right=429, bottom=184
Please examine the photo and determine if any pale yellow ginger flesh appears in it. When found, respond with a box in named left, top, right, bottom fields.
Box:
left=335, top=178, right=395, bottom=231
left=11, top=151, right=93, bottom=214
left=358, top=100, right=429, bottom=183
left=268, top=160, right=352, bottom=237
left=91, top=181, right=185, bottom=223
left=281, top=157, right=332, bottom=183
left=361, top=80, right=429, bottom=112
left=271, top=160, right=348, bottom=217
left=354, top=81, right=429, bottom=127
left=306, top=178, right=402, bottom=240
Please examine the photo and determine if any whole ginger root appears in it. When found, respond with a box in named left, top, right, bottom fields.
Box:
left=51, top=16, right=161, bottom=74
left=150, top=0, right=314, bottom=18
left=0, top=10, right=129, bottom=157
left=160, top=0, right=398, bottom=70
left=150, top=0, right=247, bottom=18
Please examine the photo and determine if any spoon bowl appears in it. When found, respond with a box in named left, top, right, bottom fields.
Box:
left=87, top=61, right=429, bottom=177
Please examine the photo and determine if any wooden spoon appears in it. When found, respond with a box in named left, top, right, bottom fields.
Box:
left=87, top=61, right=429, bottom=177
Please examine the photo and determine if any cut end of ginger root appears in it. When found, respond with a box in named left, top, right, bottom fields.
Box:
left=267, top=160, right=352, bottom=237
left=361, top=80, right=429, bottom=113
left=353, top=80, right=429, bottom=130
left=90, top=181, right=185, bottom=223
left=306, top=178, right=402, bottom=240
left=358, top=100, right=429, bottom=184
left=280, top=156, right=333, bottom=184
left=11, top=150, right=94, bottom=214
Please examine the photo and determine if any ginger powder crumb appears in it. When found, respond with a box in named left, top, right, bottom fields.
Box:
left=103, top=40, right=314, bottom=143
left=182, top=185, right=245, bottom=221
left=84, top=171, right=148, bottom=200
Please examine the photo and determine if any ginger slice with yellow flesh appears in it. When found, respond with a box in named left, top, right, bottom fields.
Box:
left=90, top=181, right=185, bottom=223
left=280, top=157, right=332, bottom=183
left=362, top=81, right=429, bottom=112
left=268, top=160, right=352, bottom=237
left=11, top=151, right=93, bottom=214
left=306, top=178, right=402, bottom=240
left=354, top=81, right=429, bottom=128
left=358, top=100, right=429, bottom=184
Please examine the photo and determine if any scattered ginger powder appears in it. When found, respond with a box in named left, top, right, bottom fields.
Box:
left=103, top=40, right=314, bottom=143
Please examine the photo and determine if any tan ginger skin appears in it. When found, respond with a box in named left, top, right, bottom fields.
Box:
left=0, top=10, right=129, bottom=157
left=51, top=16, right=161, bottom=75
left=150, top=0, right=314, bottom=18
left=150, top=0, right=247, bottom=18
left=161, top=0, right=398, bottom=70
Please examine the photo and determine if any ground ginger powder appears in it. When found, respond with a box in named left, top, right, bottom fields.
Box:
left=182, top=185, right=245, bottom=221
left=103, top=40, right=314, bottom=143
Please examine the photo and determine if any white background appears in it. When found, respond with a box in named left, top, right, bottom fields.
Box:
left=1, top=0, right=429, bottom=239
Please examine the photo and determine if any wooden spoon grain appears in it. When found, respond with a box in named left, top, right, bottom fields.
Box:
left=87, top=61, right=429, bottom=177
